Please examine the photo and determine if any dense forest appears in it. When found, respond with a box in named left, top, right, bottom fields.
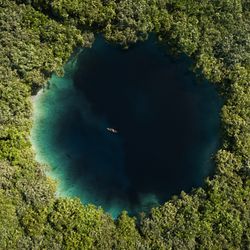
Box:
left=0, top=0, right=249, bottom=249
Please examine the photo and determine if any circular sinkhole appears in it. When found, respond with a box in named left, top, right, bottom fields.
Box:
left=31, top=36, right=221, bottom=217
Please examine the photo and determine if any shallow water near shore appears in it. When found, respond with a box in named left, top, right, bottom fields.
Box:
left=31, top=37, right=221, bottom=217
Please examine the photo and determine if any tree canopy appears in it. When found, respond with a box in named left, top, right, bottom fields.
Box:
left=0, top=0, right=249, bottom=249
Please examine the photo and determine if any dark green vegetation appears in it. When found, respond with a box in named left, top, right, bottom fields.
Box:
left=0, top=0, right=249, bottom=249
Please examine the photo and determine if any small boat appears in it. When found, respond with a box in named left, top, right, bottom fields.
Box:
left=107, top=127, right=118, bottom=133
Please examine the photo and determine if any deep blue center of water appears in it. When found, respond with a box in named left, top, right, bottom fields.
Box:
left=32, top=37, right=221, bottom=217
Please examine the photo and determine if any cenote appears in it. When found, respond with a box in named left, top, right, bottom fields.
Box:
left=31, top=36, right=221, bottom=217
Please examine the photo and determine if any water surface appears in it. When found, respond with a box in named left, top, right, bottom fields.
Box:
left=31, top=37, right=221, bottom=217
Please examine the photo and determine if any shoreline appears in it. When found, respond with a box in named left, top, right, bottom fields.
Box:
left=29, top=40, right=222, bottom=219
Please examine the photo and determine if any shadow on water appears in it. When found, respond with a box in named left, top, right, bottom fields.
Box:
left=32, top=36, right=222, bottom=217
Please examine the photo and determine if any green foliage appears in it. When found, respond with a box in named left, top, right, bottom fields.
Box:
left=0, top=0, right=249, bottom=248
left=45, top=199, right=115, bottom=249
left=0, top=190, right=22, bottom=249
left=114, top=211, right=142, bottom=249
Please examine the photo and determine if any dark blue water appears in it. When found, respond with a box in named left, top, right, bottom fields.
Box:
left=32, top=37, right=221, bottom=217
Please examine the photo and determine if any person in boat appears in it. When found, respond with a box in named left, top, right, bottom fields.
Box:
left=107, top=127, right=118, bottom=133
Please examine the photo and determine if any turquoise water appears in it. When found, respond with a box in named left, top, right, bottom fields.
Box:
left=31, top=37, right=221, bottom=217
